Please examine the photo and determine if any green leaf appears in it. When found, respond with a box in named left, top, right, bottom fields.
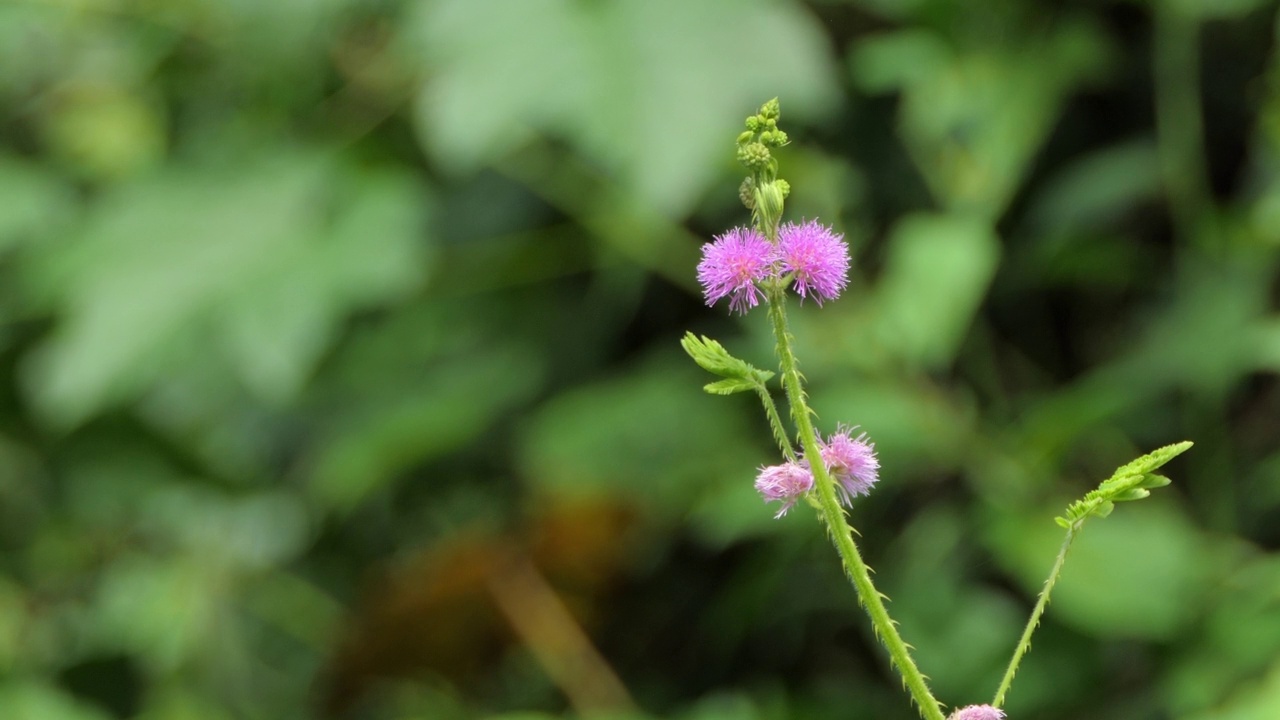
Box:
left=1140, top=473, right=1172, bottom=489
left=681, top=333, right=744, bottom=378
left=1111, top=488, right=1151, bottom=502
left=703, top=378, right=756, bottom=396
left=680, top=333, right=774, bottom=385
left=1110, top=441, right=1194, bottom=479
left=1057, top=442, right=1192, bottom=525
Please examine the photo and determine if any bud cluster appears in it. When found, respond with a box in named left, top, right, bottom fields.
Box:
left=736, top=98, right=792, bottom=223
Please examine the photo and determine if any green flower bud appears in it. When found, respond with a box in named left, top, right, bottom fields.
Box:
left=775, top=178, right=790, bottom=198
left=759, top=129, right=789, bottom=147
left=737, top=141, right=771, bottom=170
left=739, top=177, right=756, bottom=210
left=760, top=97, right=780, bottom=120
left=755, top=179, right=786, bottom=230
left=737, top=130, right=753, bottom=144
left=745, top=116, right=761, bottom=131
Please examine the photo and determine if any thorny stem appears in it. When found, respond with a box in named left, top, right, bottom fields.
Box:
left=993, top=524, right=1079, bottom=708
left=766, top=289, right=945, bottom=720
left=755, top=383, right=797, bottom=461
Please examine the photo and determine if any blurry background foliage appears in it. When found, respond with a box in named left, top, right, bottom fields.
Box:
left=0, top=0, right=1279, bottom=719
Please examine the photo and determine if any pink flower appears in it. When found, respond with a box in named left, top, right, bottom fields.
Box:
left=697, top=226, right=776, bottom=314
left=755, top=462, right=814, bottom=517
left=777, top=220, right=849, bottom=304
left=948, top=705, right=1006, bottom=720
left=818, top=426, right=879, bottom=506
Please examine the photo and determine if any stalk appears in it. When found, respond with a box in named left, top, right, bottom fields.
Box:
left=766, top=291, right=945, bottom=720
left=992, top=525, right=1078, bottom=708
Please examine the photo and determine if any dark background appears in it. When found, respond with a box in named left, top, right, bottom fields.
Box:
left=1, top=1, right=1278, bottom=719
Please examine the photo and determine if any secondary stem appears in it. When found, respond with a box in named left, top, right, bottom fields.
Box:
left=993, top=524, right=1079, bottom=708
left=766, top=291, right=945, bottom=720
left=756, top=384, right=797, bottom=461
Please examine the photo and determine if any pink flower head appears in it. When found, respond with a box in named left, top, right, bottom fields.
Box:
left=818, top=426, right=879, bottom=506
left=777, top=220, right=849, bottom=304
left=697, top=226, right=776, bottom=314
left=754, top=461, right=814, bottom=518
left=948, top=705, right=1006, bottom=720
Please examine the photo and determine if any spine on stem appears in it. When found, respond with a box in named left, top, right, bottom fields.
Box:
left=766, top=291, right=944, bottom=720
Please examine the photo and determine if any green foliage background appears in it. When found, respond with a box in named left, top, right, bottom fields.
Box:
left=1, top=1, right=1279, bottom=719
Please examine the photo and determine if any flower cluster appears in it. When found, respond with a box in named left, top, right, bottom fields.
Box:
left=696, top=220, right=849, bottom=314
left=755, top=427, right=879, bottom=517
left=948, top=705, right=1006, bottom=720
left=696, top=226, right=774, bottom=314
left=819, top=425, right=879, bottom=504
left=753, top=461, right=813, bottom=518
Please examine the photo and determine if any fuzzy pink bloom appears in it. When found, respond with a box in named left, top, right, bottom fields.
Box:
left=818, top=426, right=879, bottom=506
left=754, top=461, right=814, bottom=518
left=948, top=705, right=1006, bottom=720
left=697, top=226, right=776, bottom=314
left=777, top=220, right=850, bottom=304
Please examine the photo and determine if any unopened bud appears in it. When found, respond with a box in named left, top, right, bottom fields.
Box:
left=737, top=142, right=771, bottom=170
left=739, top=177, right=756, bottom=210
left=755, top=179, right=786, bottom=229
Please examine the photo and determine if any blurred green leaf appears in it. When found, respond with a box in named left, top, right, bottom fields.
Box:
left=680, top=693, right=760, bottom=720
left=818, top=376, right=974, bottom=475
left=888, top=508, right=1022, bottom=700
left=0, top=155, right=75, bottom=252
left=1182, top=659, right=1280, bottom=720
left=92, top=556, right=221, bottom=671
left=873, top=213, right=1000, bottom=369
left=42, top=85, right=166, bottom=180
left=407, top=0, right=837, bottom=215
left=310, top=340, right=544, bottom=512
left=22, top=152, right=430, bottom=426
left=0, top=577, right=25, bottom=674
left=519, top=352, right=765, bottom=519
left=852, top=20, right=1111, bottom=214
left=0, top=682, right=112, bottom=720
left=134, top=687, right=235, bottom=720
left=1162, top=0, right=1272, bottom=20
left=991, top=500, right=1215, bottom=640
left=1024, top=140, right=1162, bottom=237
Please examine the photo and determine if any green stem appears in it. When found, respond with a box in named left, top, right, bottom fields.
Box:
left=993, top=524, right=1079, bottom=708
left=755, top=383, right=797, bottom=461
left=766, top=291, right=945, bottom=720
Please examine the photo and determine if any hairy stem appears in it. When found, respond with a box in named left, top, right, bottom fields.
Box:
left=993, top=524, right=1079, bottom=708
left=756, top=383, right=797, bottom=461
left=766, top=292, right=945, bottom=720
